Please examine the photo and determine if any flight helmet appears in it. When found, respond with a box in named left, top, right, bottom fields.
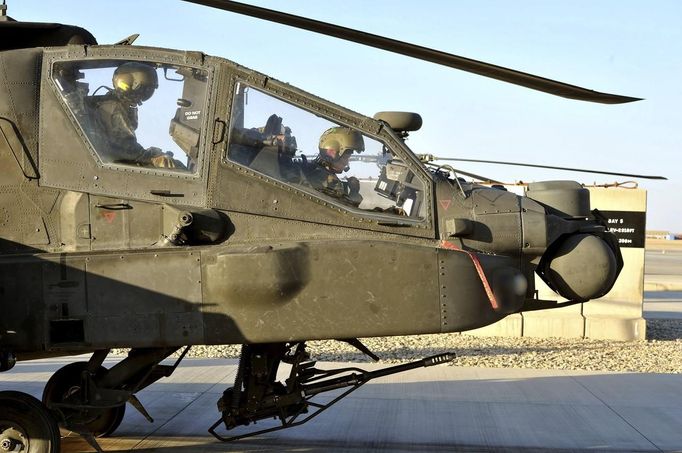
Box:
left=112, top=62, right=158, bottom=105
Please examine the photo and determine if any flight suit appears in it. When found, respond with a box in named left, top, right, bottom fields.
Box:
left=88, top=92, right=180, bottom=168
left=88, top=92, right=148, bottom=164
left=301, top=161, right=363, bottom=207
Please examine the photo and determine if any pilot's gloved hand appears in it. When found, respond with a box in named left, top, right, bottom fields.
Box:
left=150, top=153, right=178, bottom=168
left=346, top=176, right=363, bottom=206
left=136, top=146, right=163, bottom=166
left=282, top=126, right=297, bottom=156
left=147, top=150, right=187, bottom=170
left=347, top=176, right=360, bottom=194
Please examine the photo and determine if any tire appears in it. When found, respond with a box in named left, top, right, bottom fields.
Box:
left=42, top=362, right=126, bottom=437
left=0, top=390, right=61, bottom=453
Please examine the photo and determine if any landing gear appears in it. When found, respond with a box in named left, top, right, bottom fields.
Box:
left=209, top=342, right=455, bottom=441
left=41, top=346, right=189, bottom=450
left=0, top=391, right=61, bottom=453
left=42, top=362, right=125, bottom=437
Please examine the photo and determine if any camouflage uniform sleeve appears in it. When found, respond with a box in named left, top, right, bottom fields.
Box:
left=108, top=108, right=147, bottom=162
left=95, top=100, right=146, bottom=162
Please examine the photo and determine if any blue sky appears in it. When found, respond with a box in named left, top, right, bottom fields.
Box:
left=12, top=0, right=682, bottom=231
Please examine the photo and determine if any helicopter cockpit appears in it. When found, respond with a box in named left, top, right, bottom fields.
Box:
left=52, top=59, right=208, bottom=173
left=226, top=82, right=426, bottom=219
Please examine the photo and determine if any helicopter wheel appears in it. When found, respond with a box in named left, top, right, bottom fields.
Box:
left=42, top=362, right=126, bottom=438
left=0, top=390, right=61, bottom=453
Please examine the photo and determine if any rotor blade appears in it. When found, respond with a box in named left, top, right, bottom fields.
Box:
left=431, top=157, right=667, bottom=180
left=183, top=0, right=641, bottom=104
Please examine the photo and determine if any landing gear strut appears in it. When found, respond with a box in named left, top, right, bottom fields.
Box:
left=209, top=342, right=455, bottom=442
left=41, top=346, right=189, bottom=451
left=0, top=391, right=61, bottom=453
left=42, top=362, right=126, bottom=437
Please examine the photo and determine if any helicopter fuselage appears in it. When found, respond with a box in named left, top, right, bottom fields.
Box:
left=0, top=44, right=622, bottom=363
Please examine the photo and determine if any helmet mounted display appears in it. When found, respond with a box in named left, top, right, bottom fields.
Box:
left=112, top=62, right=159, bottom=105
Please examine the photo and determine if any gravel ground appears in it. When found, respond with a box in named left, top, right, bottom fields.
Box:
left=167, top=319, right=682, bottom=374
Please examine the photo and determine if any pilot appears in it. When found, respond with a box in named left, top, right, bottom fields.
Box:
left=89, top=62, right=181, bottom=168
left=229, top=114, right=298, bottom=165
left=302, top=126, right=364, bottom=207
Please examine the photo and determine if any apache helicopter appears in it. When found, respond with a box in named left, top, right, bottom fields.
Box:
left=0, top=1, right=666, bottom=452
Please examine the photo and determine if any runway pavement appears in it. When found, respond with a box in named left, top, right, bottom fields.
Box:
left=644, top=249, right=682, bottom=319
left=2, top=356, right=681, bottom=453
left=644, top=249, right=682, bottom=292
left=644, top=291, right=682, bottom=320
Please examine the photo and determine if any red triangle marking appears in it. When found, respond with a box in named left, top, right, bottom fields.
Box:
left=102, top=212, right=117, bottom=224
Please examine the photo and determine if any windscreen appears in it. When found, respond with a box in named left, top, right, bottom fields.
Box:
left=226, top=83, right=426, bottom=218
left=52, top=59, right=209, bottom=174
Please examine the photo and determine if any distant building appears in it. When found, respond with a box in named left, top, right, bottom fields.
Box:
left=646, top=230, right=675, bottom=240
